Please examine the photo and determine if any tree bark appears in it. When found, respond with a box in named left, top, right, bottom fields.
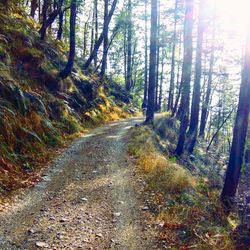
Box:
left=57, top=9, right=64, bottom=40
left=40, top=0, right=64, bottom=40
left=142, top=0, right=148, bottom=109
left=168, top=0, right=179, bottom=111
left=30, top=0, right=38, bottom=17
left=83, top=0, right=118, bottom=71
left=199, top=42, right=215, bottom=138
left=155, top=0, right=160, bottom=111
left=175, top=0, right=194, bottom=156
left=159, top=47, right=164, bottom=111
left=58, top=0, right=76, bottom=79
left=125, top=0, right=132, bottom=91
left=186, top=0, right=205, bottom=153
left=221, top=32, right=250, bottom=213
left=145, top=0, right=158, bottom=124
left=100, top=0, right=109, bottom=76
left=94, top=0, right=98, bottom=67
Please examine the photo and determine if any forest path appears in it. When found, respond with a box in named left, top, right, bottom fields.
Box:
left=0, top=117, right=156, bottom=249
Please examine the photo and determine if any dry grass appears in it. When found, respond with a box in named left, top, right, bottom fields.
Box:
left=128, top=126, right=194, bottom=194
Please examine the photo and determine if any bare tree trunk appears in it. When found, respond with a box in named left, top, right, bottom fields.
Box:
left=199, top=43, right=215, bottom=138
left=168, top=0, right=178, bottom=111
left=221, top=32, right=250, bottom=213
left=57, top=9, right=64, bottom=40
left=40, top=0, right=64, bottom=40
left=100, top=0, right=109, bottom=76
left=94, top=0, right=98, bottom=67
left=145, top=0, right=158, bottom=124
left=83, top=20, right=89, bottom=59
left=172, top=30, right=183, bottom=117
left=83, top=0, right=118, bottom=71
left=30, top=0, right=38, bottom=17
left=155, top=0, right=160, bottom=111
left=175, top=0, right=194, bottom=156
left=58, top=0, right=76, bottom=79
left=125, top=0, right=132, bottom=91
left=186, top=0, right=205, bottom=153
left=159, top=47, right=164, bottom=111
left=142, top=0, right=148, bottom=109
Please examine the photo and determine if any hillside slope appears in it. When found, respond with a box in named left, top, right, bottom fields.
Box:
left=0, top=7, right=134, bottom=196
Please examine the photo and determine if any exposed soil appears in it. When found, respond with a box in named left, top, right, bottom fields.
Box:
left=0, top=118, right=158, bottom=249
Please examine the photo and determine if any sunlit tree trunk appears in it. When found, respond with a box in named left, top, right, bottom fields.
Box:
left=83, top=0, right=118, bottom=70
left=94, top=0, right=98, bottom=67
left=186, top=0, right=205, bottom=153
left=142, top=0, right=148, bottom=109
left=221, top=32, right=250, bottom=213
left=168, top=0, right=179, bottom=111
left=145, top=0, right=158, bottom=124
left=58, top=0, right=76, bottom=79
left=155, top=0, right=160, bottom=111
left=159, top=47, right=164, bottom=111
left=175, top=0, right=194, bottom=156
left=125, top=0, right=132, bottom=91
left=101, top=0, right=109, bottom=76
left=199, top=42, right=215, bottom=138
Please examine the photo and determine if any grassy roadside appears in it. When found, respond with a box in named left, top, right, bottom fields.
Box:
left=127, top=123, right=237, bottom=249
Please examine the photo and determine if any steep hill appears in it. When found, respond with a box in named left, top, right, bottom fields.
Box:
left=0, top=7, right=134, bottom=195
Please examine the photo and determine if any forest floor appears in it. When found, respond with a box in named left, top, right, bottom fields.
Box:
left=0, top=117, right=158, bottom=250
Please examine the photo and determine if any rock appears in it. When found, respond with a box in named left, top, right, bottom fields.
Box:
left=141, top=206, right=149, bottom=211
left=80, top=198, right=88, bottom=202
left=59, top=218, right=67, bottom=223
left=27, top=228, right=35, bottom=234
left=35, top=242, right=48, bottom=248
left=96, top=233, right=103, bottom=238
left=114, top=212, right=121, bottom=217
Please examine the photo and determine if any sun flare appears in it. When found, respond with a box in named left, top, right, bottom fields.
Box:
left=216, top=0, right=250, bottom=34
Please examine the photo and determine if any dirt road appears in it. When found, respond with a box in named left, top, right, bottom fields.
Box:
left=0, top=118, right=157, bottom=249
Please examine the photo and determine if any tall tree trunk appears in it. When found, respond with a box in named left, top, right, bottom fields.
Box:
left=199, top=40, right=215, bottom=138
left=125, top=0, right=132, bottom=91
left=94, top=0, right=98, bottom=67
left=142, top=0, right=148, bottom=109
left=57, top=10, right=64, bottom=40
left=145, top=0, right=158, bottom=124
left=172, top=30, right=183, bottom=117
left=100, top=0, right=109, bottom=76
left=90, top=3, right=95, bottom=53
left=186, top=0, right=205, bottom=153
left=58, top=0, right=76, bottom=79
left=40, top=0, right=49, bottom=40
left=175, top=0, right=194, bottom=156
left=30, top=0, right=38, bottom=17
left=159, top=47, right=164, bottom=111
left=123, top=25, right=127, bottom=84
left=155, top=0, right=160, bottom=111
left=83, top=21, right=89, bottom=58
left=168, top=0, right=179, bottom=111
left=221, top=32, right=250, bottom=213
left=40, top=0, right=64, bottom=40
left=83, top=0, right=118, bottom=71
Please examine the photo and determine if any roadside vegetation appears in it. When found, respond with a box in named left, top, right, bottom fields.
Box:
left=128, top=116, right=238, bottom=249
